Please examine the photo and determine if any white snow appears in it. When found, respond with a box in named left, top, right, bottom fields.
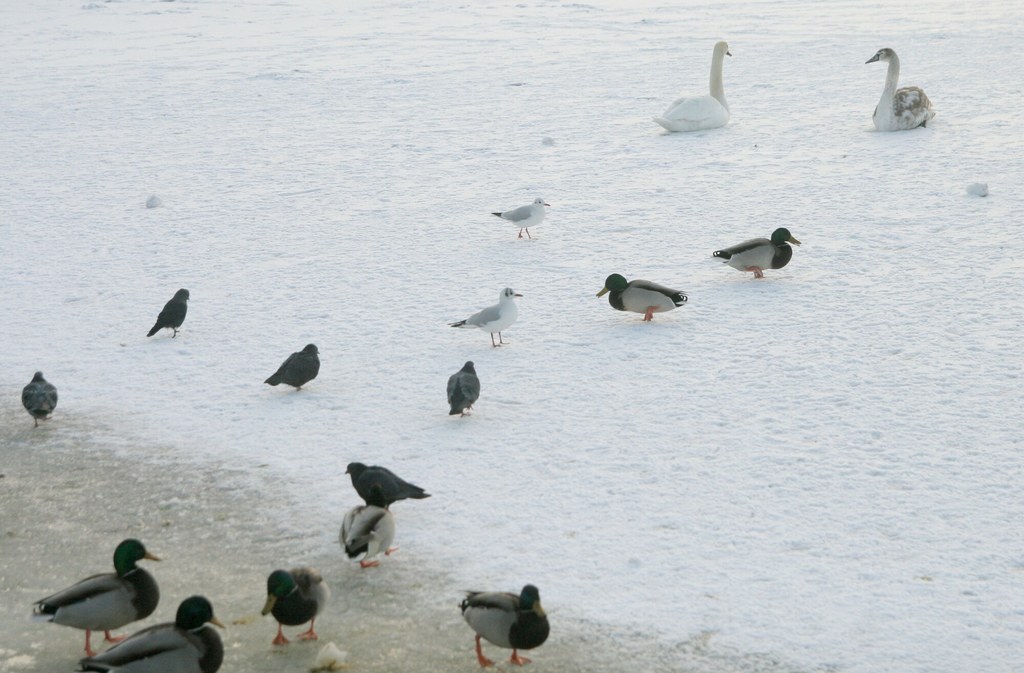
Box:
left=966, top=182, right=989, bottom=197
left=2, top=1, right=1023, bottom=673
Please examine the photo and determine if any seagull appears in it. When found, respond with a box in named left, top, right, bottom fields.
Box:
left=147, top=289, right=189, bottom=338
left=22, top=371, right=58, bottom=427
left=450, top=288, right=522, bottom=347
left=264, top=344, right=320, bottom=389
left=492, top=198, right=550, bottom=239
left=448, top=361, right=480, bottom=416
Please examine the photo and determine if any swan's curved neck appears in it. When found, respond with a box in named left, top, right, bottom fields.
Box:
left=709, top=51, right=727, bottom=108
left=882, top=54, right=901, bottom=98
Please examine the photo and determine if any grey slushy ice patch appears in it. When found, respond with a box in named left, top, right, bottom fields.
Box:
left=0, top=410, right=814, bottom=673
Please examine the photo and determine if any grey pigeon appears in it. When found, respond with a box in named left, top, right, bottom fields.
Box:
left=447, top=361, right=480, bottom=416
left=22, top=371, right=58, bottom=427
left=264, top=344, right=320, bottom=389
left=345, top=462, right=430, bottom=508
left=147, top=289, right=189, bottom=338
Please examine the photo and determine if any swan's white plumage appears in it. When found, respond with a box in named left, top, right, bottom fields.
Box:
left=654, top=40, right=731, bottom=132
left=866, top=48, right=935, bottom=131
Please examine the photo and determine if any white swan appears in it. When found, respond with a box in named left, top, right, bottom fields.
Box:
left=866, top=48, right=935, bottom=131
left=654, top=41, right=731, bottom=132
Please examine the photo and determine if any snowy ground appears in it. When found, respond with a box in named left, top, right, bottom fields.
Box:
left=2, top=1, right=1023, bottom=672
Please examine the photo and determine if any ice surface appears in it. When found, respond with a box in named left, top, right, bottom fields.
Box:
left=1, top=1, right=1023, bottom=672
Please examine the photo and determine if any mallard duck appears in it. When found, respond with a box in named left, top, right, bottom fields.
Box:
left=147, top=288, right=189, bottom=338
left=345, top=462, right=430, bottom=507
left=33, top=539, right=160, bottom=656
left=77, top=595, right=224, bottom=673
left=450, top=288, right=522, bottom=347
left=712, top=227, right=802, bottom=278
left=460, top=584, right=549, bottom=667
left=654, top=41, right=731, bottom=132
left=22, top=371, right=58, bottom=427
left=339, top=485, right=397, bottom=568
left=866, top=48, right=935, bottom=131
left=261, top=568, right=329, bottom=645
left=448, top=361, right=481, bottom=416
left=264, top=344, right=320, bottom=389
left=597, top=274, right=687, bottom=321
left=492, top=198, right=550, bottom=239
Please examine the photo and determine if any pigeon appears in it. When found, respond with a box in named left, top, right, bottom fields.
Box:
left=492, top=198, right=550, bottom=239
left=22, top=371, right=58, bottom=427
left=264, top=344, right=320, bottom=389
left=450, top=288, right=522, bottom=347
left=461, top=585, right=550, bottom=668
left=345, top=462, right=430, bottom=508
left=147, top=289, right=189, bottom=338
left=448, top=361, right=480, bottom=416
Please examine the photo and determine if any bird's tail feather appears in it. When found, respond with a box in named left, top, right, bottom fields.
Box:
left=712, top=250, right=731, bottom=260
left=449, top=320, right=467, bottom=328
left=491, top=212, right=502, bottom=217
left=146, top=323, right=161, bottom=337
left=672, top=292, right=688, bottom=307
left=264, top=375, right=281, bottom=385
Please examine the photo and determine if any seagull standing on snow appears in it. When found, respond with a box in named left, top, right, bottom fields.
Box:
left=450, top=288, right=522, bottom=347
left=492, top=198, right=549, bottom=239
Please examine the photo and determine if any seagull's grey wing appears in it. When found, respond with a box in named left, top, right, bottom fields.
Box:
left=500, top=204, right=534, bottom=222
left=465, top=303, right=502, bottom=327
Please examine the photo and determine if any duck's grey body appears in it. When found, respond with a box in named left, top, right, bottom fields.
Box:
left=34, top=570, right=158, bottom=632
left=77, top=596, right=223, bottom=673
left=447, top=361, right=480, bottom=416
left=22, top=371, right=57, bottom=426
left=340, top=484, right=396, bottom=567
left=713, top=227, right=801, bottom=278
left=77, top=622, right=222, bottom=673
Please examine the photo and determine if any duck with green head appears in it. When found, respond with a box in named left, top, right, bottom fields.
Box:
left=461, top=584, right=550, bottom=667
left=262, top=568, right=330, bottom=646
left=713, top=227, right=801, bottom=278
left=33, top=538, right=160, bottom=656
left=77, top=595, right=225, bottom=673
left=597, top=273, right=688, bottom=322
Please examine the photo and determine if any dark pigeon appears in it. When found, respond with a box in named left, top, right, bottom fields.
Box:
left=447, top=361, right=480, bottom=416
left=22, top=371, right=58, bottom=427
left=264, top=344, right=320, bottom=389
left=147, top=288, right=190, bottom=338
left=345, top=462, right=430, bottom=508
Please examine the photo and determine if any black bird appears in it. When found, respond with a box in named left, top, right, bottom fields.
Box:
left=345, top=462, right=430, bottom=508
left=147, top=289, right=190, bottom=338
left=448, top=361, right=480, bottom=416
left=264, top=344, right=320, bottom=389
left=22, top=371, right=58, bottom=427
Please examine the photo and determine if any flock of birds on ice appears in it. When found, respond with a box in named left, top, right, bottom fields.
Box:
left=14, top=38, right=947, bottom=673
